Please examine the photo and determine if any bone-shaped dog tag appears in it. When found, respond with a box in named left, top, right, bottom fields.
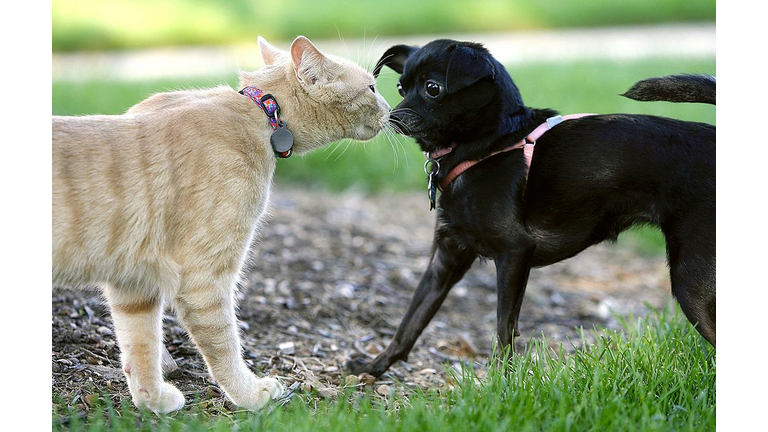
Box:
left=271, top=121, right=294, bottom=157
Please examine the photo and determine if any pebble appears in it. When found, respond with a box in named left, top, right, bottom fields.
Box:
left=376, top=384, right=390, bottom=396
left=344, top=375, right=360, bottom=387
left=358, top=373, right=377, bottom=386
left=278, top=342, right=295, bottom=355
left=317, top=385, right=338, bottom=399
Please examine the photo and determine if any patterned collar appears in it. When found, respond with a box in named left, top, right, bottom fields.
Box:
left=239, top=86, right=294, bottom=158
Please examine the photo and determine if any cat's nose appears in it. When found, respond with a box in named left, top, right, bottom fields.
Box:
left=378, top=94, right=391, bottom=112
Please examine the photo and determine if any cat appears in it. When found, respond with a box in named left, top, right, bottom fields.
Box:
left=52, top=35, right=390, bottom=414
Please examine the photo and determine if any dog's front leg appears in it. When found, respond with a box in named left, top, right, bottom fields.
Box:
left=347, top=235, right=476, bottom=377
left=494, top=245, right=535, bottom=351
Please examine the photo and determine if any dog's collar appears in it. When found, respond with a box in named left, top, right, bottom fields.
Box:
left=428, top=114, right=594, bottom=193
left=239, top=86, right=294, bottom=158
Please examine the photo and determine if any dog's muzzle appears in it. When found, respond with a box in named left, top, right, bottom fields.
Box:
left=389, top=109, right=421, bottom=137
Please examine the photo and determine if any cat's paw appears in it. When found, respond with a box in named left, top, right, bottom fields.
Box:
left=133, top=382, right=185, bottom=414
left=229, top=376, right=285, bottom=410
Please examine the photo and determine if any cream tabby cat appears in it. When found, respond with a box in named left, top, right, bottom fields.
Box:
left=52, top=36, right=390, bottom=414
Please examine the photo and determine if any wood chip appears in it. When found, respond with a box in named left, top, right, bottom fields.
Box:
left=358, top=373, right=377, bottom=386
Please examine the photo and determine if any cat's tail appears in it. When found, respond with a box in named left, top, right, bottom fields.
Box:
left=622, top=74, right=716, bottom=105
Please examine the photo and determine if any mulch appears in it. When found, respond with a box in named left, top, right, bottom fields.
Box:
left=52, top=186, right=673, bottom=415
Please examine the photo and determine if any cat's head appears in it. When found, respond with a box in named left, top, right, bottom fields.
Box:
left=242, top=36, right=390, bottom=152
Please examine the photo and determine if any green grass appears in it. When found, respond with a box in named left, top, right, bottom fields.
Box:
left=52, top=0, right=715, bottom=52
left=53, top=306, right=715, bottom=431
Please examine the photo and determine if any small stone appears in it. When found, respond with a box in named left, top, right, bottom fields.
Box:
left=376, top=384, right=390, bottom=396
left=419, top=368, right=438, bottom=375
left=278, top=342, right=295, bottom=355
left=83, top=393, right=100, bottom=406
left=344, top=375, right=360, bottom=387
left=358, top=373, right=377, bottom=386
left=317, top=385, right=338, bottom=399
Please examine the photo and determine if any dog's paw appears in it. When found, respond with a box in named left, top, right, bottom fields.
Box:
left=229, top=376, right=285, bottom=411
left=133, top=382, right=185, bottom=414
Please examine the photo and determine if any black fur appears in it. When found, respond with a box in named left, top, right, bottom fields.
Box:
left=350, top=40, right=715, bottom=377
left=622, top=74, right=715, bottom=104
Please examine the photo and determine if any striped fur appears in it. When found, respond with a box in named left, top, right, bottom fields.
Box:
left=52, top=36, right=389, bottom=414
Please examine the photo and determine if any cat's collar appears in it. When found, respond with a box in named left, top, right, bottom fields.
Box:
left=239, top=86, right=294, bottom=158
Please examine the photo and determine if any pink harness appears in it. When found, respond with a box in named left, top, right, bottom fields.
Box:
left=428, top=114, right=594, bottom=191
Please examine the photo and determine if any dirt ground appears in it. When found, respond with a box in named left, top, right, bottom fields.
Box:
left=52, top=186, right=673, bottom=415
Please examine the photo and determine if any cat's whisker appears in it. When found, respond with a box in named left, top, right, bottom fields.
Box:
left=365, top=35, right=383, bottom=74
left=385, top=124, right=411, bottom=169
left=324, top=139, right=346, bottom=161
left=382, top=126, right=402, bottom=171
left=335, top=24, right=350, bottom=60
left=334, top=139, right=353, bottom=161
left=371, top=53, right=395, bottom=77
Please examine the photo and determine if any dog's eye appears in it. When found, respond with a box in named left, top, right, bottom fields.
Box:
left=397, top=82, right=405, bottom=97
left=368, top=84, right=376, bottom=93
left=425, top=81, right=442, bottom=97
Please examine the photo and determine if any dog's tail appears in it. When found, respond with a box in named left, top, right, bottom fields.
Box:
left=622, top=74, right=715, bottom=105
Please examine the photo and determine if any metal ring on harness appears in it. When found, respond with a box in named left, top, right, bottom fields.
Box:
left=424, top=158, right=440, bottom=176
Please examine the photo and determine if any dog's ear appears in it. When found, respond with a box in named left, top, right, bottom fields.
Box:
left=373, top=44, right=418, bottom=77
left=290, top=36, right=336, bottom=85
left=445, top=44, right=495, bottom=94
left=258, top=36, right=288, bottom=66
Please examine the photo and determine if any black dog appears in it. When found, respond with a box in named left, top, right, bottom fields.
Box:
left=348, top=40, right=715, bottom=377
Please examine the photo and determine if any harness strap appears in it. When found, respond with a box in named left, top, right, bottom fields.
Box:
left=437, top=114, right=594, bottom=191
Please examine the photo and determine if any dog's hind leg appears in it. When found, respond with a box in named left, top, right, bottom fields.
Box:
left=664, top=215, right=716, bottom=346
left=494, top=244, right=536, bottom=350
left=347, top=234, right=477, bottom=377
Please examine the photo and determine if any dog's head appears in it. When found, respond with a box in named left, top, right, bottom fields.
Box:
left=375, top=39, right=526, bottom=155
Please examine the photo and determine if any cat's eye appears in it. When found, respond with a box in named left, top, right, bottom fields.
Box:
left=397, top=82, right=405, bottom=97
left=368, top=84, right=376, bottom=93
left=425, top=80, right=442, bottom=97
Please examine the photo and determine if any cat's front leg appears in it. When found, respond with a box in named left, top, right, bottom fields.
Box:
left=174, top=273, right=284, bottom=410
left=104, top=287, right=185, bottom=414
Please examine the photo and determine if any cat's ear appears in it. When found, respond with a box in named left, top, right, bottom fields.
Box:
left=290, top=36, right=332, bottom=85
left=373, top=44, right=418, bottom=77
left=258, top=36, right=287, bottom=66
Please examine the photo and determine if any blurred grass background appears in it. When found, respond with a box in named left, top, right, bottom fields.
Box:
left=51, top=0, right=715, bottom=254
left=52, top=0, right=715, bottom=52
